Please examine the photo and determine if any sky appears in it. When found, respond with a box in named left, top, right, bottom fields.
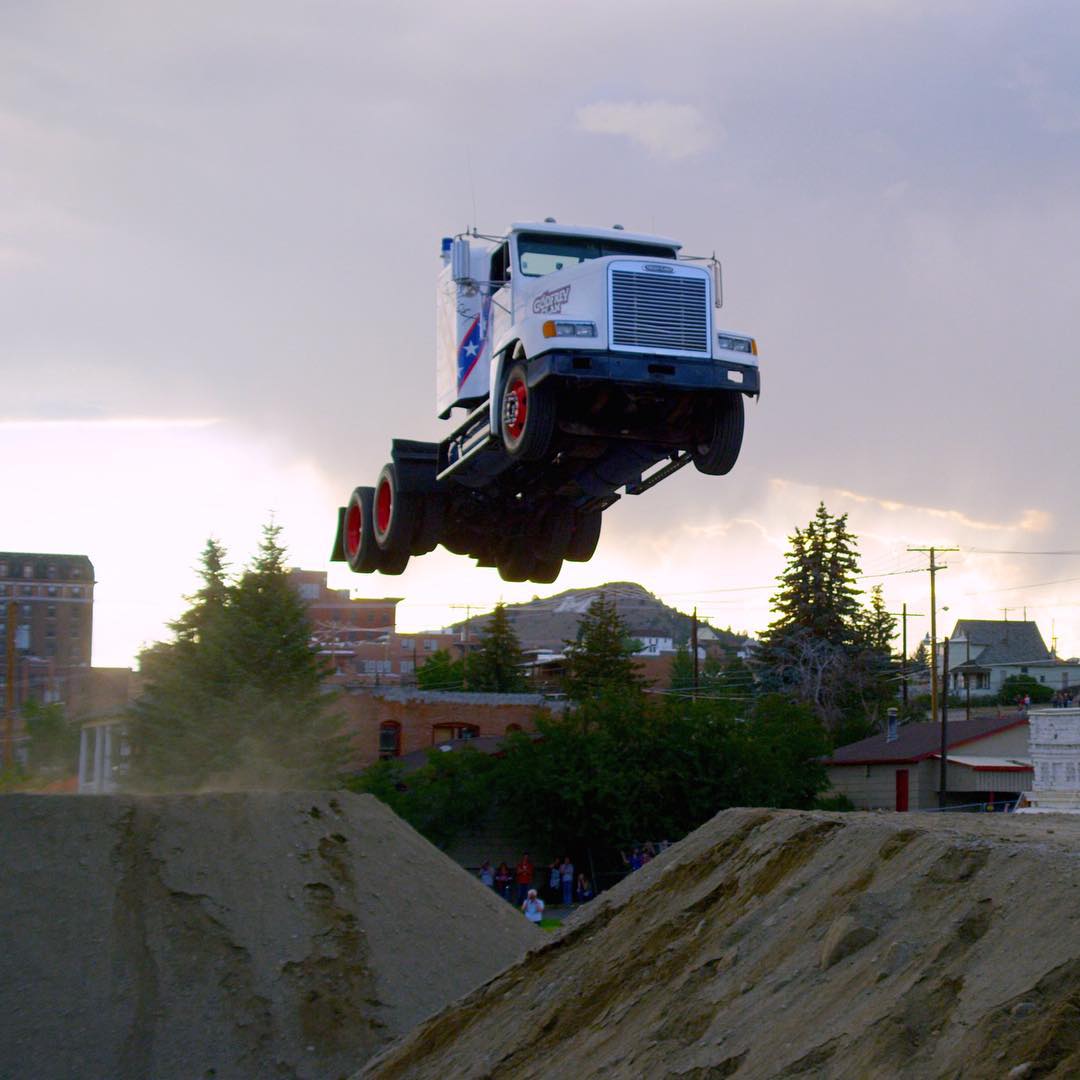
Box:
left=4, top=0, right=1080, bottom=666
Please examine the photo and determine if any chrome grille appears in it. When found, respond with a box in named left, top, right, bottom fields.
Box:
left=610, top=269, right=710, bottom=353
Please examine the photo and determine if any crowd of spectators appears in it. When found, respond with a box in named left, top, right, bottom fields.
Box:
left=477, top=852, right=593, bottom=908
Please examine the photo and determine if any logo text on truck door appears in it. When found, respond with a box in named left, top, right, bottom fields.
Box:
left=532, top=285, right=572, bottom=315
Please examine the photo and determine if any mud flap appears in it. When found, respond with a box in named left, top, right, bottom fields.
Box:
left=329, top=506, right=347, bottom=562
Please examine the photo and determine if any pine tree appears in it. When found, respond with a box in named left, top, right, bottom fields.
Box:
left=767, top=503, right=862, bottom=646
left=130, top=525, right=346, bottom=790
left=562, top=593, right=646, bottom=703
left=470, top=604, right=527, bottom=692
left=669, top=646, right=695, bottom=692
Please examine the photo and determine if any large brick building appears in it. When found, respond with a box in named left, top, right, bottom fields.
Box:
left=0, top=551, right=94, bottom=709
left=288, top=569, right=459, bottom=684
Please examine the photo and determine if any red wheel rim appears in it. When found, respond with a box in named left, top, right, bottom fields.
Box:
left=376, top=478, right=392, bottom=535
left=504, top=379, right=528, bottom=441
left=345, top=501, right=362, bottom=557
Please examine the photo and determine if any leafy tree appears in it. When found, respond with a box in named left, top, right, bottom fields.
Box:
left=469, top=604, right=527, bottom=692
left=130, top=525, right=346, bottom=790
left=348, top=746, right=498, bottom=850
left=998, top=674, right=1053, bottom=706
left=562, top=594, right=647, bottom=703
left=416, top=649, right=465, bottom=690
left=23, top=699, right=78, bottom=774
left=669, top=646, right=695, bottom=692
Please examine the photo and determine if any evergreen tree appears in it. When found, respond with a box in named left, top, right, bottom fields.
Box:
left=562, top=594, right=647, bottom=703
left=469, top=604, right=527, bottom=692
left=767, top=503, right=862, bottom=646
left=130, top=525, right=346, bottom=790
left=757, top=505, right=896, bottom=740
left=669, top=646, right=695, bottom=692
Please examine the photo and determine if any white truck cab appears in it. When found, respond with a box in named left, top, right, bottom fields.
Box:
left=336, top=220, right=760, bottom=585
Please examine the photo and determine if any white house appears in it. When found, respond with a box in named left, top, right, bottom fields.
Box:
left=938, top=620, right=1080, bottom=699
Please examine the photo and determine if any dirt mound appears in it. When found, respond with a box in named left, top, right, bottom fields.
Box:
left=358, top=809, right=1080, bottom=1079
left=0, top=791, right=538, bottom=1080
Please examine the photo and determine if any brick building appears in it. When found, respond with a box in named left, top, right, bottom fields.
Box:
left=288, top=569, right=462, bottom=685
left=0, top=551, right=94, bottom=709
left=338, top=687, right=562, bottom=769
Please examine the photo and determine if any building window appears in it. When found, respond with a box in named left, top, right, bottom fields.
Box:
left=432, top=722, right=479, bottom=744
left=400, top=638, right=413, bottom=650
left=299, top=583, right=319, bottom=600
left=23, top=564, right=32, bottom=578
left=21, top=604, right=31, bottom=617
left=47, top=565, right=57, bottom=579
left=46, top=605, right=55, bottom=618
left=378, top=721, right=402, bottom=758
left=0, top=562, right=6, bottom=576
left=424, top=639, right=438, bottom=651
left=46, top=585, right=59, bottom=597
left=21, top=585, right=33, bottom=596
left=363, top=659, right=392, bottom=675
left=400, top=660, right=414, bottom=675
left=0, top=585, right=6, bottom=596
left=70, top=586, right=82, bottom=598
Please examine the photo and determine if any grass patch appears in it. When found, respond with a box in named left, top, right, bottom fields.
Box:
left=538, top=917, right=563, bottom=932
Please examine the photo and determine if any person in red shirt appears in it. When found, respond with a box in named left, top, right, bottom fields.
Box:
left=515, top=853, right=534, bottom=905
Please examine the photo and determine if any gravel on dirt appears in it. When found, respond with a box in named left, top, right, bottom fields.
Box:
left=357, top=808, right=1080, bottom=1080
left=0, top=791, right=538, bottom=1080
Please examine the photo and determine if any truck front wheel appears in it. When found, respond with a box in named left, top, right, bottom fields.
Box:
left=692, top=392, right=744, bottom=476
left=501, top=362, right=555, bottom=460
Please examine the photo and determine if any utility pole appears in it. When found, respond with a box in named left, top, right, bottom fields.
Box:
left=691, top=607, right=699, bottom=698
left=939, top=636, right=950, bottom=809
left=887, top=603, right=924, bottom=710
left=5, top=601, right=16, bottom=770
left=908, top=546, right=958, bottom=723
left=448, top=603, right=475, bottom=690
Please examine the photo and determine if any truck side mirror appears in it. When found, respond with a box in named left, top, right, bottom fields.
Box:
left=452, top=237, right=472, bottom=285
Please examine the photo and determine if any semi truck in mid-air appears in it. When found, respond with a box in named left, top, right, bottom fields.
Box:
left=331, top=219, right=760, bottom=584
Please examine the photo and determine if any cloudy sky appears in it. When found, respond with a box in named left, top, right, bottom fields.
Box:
left=4, top=1, right=1080, bottom=665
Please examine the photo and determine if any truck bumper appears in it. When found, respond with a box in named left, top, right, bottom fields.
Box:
left=527, top=350, right=760, bottom=396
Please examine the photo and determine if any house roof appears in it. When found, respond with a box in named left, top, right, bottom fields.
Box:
left=950, top=620, right=1050, bottom=665
left=824, top=715, right=1028, bottom=766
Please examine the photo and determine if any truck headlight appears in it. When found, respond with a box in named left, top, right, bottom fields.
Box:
left=717, top=334, right=757, bottom=355
left=543, top=320, right=597, bottom=338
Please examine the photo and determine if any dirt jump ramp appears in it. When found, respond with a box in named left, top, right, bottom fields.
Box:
left=357, top=808, right=1080, bottom=1080
left=0, top=791, right=538, bottom=1080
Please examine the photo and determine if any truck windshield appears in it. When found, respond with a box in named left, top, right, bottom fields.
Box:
left=517, top=233, right=677, bottom=278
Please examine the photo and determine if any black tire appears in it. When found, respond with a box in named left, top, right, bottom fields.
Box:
left=410, top=493, right=444, bottom=556
left=373, top=463, right=419, bottom=554
left=530, top=556, right=563, bottom=584
left=378, top=550, right=410, bottom=575
left=498, top=548, right=534, bottom=582
left=692, top=393, right=744, bottom=476
left=566, top=510, right=602, bottom=562
left=343, top=487, right=380, bottom=573
left=500, top=360, right=556, bottom=460
left=534, top=502, right=574, bottom=561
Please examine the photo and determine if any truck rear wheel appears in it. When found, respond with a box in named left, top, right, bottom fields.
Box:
left=501, top=362, right=555, bottom=461
left=692, top=393, right=744, bottom=476
left=531, top=556, right=563, bottom=584
left=373, top=463, right=419, bottom=555
left=498, top=548, right=534, bottom=582
left=344, top=487, right=380, bottom=573
left=566, top=510, right=602, bottom=562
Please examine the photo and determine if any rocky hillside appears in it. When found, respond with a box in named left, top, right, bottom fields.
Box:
left=0, top=792, right=538, bottom=1080
left=450, top=581, right=747, bottom=653
left=359, top=808, right=1080, bottom=1079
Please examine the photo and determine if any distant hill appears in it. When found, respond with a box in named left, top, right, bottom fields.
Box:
left=445, top=582, right=747, bottom=654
